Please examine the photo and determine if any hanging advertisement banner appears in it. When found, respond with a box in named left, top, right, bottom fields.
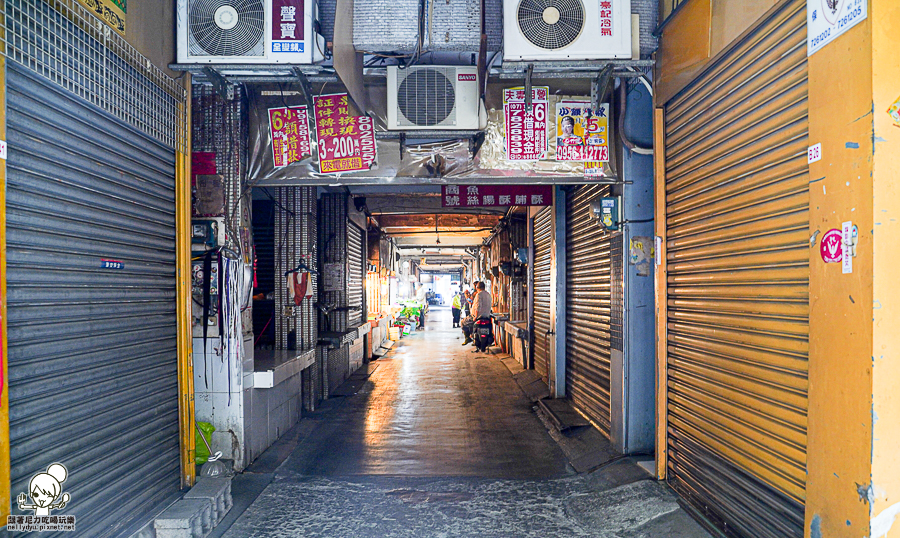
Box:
left=807, top=0, right=866, bottom=56
left=555, top=100, right=610, bottom=164
left=503, top=87, right=549, bottom=161
left=313, top=93, right=377, bottom=174
left=441, top=185, right=552, bottom=208
left=269, top=106, right=311, bottom=168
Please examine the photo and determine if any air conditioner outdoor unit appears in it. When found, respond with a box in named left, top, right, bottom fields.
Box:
left=386, top=66, right=482, bottom=130
left=177, top=0, right=318, bottom=63
left=503, top=0, right=632, bottom=61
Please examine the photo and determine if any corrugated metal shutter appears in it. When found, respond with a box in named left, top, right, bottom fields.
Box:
left=662, top=0, right=809, bottom=536
left=5, top=63, right=180, bottom=536
left=532, top=207, right=553, bottom=382
left=347, top=223, right=364, bottom=327
left=565, top=185, right=616, bottom=436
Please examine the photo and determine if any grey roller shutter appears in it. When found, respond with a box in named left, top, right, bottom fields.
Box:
left=565, top=184, right=617, bottom=436
left=532, top=207, right=553, bottom=382
left=347, top=223, right=364, bottom=327
left=662, top=0, right=809, bottom=536
left=6, top=63, right=180, bottom=537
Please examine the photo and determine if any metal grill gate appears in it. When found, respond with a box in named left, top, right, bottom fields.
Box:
left=532, top=207, right=553, bottom=382
left=565, top=185, right=617, bottom=436
left=347, top=223, right=365, bottom=327
left=5, top=62, right=182, bottom=537
left=662, top=0, right=809, bottom=536
left=275, top=187, right=318, bottom=351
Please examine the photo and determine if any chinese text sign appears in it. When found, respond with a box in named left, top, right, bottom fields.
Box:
left=503, top=87, right=549, bottom=161
left=441, top=185, right=552, bottom=208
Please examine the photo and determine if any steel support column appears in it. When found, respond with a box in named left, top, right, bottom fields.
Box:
left=550, top=185, right=567, bottom=398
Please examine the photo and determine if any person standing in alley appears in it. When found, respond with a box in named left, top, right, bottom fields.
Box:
left=451, top=291, right=462, bottom=328
left=461, top=281, right=492, bottom=345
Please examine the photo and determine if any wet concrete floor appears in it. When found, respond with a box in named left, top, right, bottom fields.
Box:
left=219, top=307, right=712, bottom=537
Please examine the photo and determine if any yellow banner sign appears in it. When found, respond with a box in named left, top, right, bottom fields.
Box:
left=78, top=0, right=127, bottom=36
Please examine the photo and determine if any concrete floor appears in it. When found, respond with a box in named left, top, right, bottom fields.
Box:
left=217, top=307, right=712, bottom=538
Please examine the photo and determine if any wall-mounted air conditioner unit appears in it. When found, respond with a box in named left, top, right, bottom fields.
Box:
left=177, top=0, right=318, bottom=63
left=504, top=0, right=632, bottom=61
left=386, top=66, right=482, bottom=130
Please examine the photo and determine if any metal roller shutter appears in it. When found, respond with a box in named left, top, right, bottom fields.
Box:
left=532, top=207, right=553, bottom=382
left=347, top=223, right=364, bottom=327
left=6, top=63, right=181, bottom=536
left=662, top=0, right=809, bottom=536
left=565, top=185, right=615, bottom=436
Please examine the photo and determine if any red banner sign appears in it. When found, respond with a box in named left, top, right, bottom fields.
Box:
left=503, top=87, right=548, bottom=161
left=269, top=106, right=311, bottom=168
left=441, top=185, right=552, bottom=208
left=313, top=93, right=377, bottom=174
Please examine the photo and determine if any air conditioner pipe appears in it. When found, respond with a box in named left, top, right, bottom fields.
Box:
left=618, top=78, right=653, bottom=155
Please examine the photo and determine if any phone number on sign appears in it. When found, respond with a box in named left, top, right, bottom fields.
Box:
left=556, top=145, right=608, bottom=162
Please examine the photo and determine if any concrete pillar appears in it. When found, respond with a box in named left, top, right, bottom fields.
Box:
left=806, top=2, right=900, bottom=536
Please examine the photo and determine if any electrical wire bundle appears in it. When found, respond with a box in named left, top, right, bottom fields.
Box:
left=220, top=256, right=249, bottom=404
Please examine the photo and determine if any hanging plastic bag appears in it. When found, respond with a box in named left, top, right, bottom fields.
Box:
left=195, top=421, right=216, bottom=465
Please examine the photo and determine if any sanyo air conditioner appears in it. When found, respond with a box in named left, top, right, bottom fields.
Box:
left=386, top=65, right=484, bottom=130
left=177, top=0, right=323, bottom=63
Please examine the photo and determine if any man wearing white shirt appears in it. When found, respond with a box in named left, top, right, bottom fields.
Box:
left=462, top=281, right=491, bottom=345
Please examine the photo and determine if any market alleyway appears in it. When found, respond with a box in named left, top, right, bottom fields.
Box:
left=215, top=307, right=712, bottom=537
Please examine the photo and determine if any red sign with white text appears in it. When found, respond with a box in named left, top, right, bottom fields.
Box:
left=313, top=93, right=377, bottom=174
left=441, top=185, right=552, bottom=208
left=503, top=87, right=548, bottom=161
left=269, top=106, right=311, bottom=168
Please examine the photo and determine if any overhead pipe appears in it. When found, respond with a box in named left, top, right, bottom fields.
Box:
left=618, top=79, right=654, bottom=155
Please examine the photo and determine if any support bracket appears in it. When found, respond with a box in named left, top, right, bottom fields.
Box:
left=202, top=67, right=233, bottom=101
left=591, top=64, right=614, bottom=111
left=525, top=63, right=534, bottom=110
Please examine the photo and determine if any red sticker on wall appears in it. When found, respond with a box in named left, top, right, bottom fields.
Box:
left=820, top=229, right=843, bottom=263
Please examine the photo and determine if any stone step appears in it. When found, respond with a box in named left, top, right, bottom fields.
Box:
left=537, top=397, right=591, bottom=432
left=183, top=477, right=233, bottom=527
left=154, top=498, right=213, bottom=538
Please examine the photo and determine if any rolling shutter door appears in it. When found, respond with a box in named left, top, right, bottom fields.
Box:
left=565, top=185, right=615, bottom=436
left=532, top=207, right=553, bottom=382
left=662, top=0, right=809, bottom=536
left=347, top=223, right=364, bottom=327
left=6, top=63, right=181, bottom=536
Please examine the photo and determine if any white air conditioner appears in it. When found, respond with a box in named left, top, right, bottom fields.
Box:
left=177, top=0, right=319, bottom=63
left=387, top=66, right=482, bottom=130
left=504, top=0, right=632, bottom=61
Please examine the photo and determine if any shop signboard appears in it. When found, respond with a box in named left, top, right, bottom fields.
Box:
left=272, top=0, right=305, bottom=53
left=441, top=185, right=552, bottom=208
left=269, top=106, right=312, bottom=168
left=313, top=93, right=377, bottom=174
left=78, top=0, right=126, bottom=35
left=555, top=100, right=609, bottom=169
left=503, top=86, right=549, bottom=161
left=807, top=0, right=866, bottom=56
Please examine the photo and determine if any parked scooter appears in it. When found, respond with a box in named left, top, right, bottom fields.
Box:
left=474, top=317, right=494, bottom=352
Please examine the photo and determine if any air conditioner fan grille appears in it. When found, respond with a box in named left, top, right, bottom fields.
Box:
left=397, top=68, right=457, bottom=127
left=189, top=0, right=265, bottom=57
left=517, top=0, right=584, bottom=50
